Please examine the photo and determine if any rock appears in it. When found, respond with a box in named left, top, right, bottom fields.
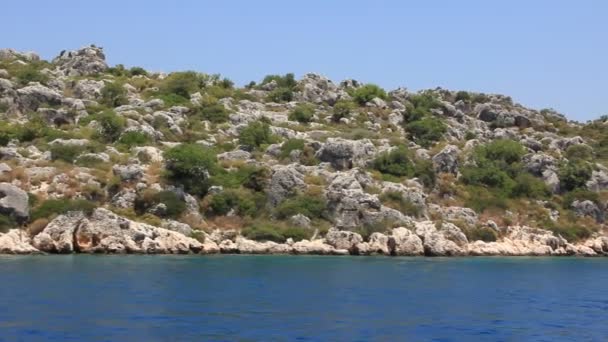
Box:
left=289, top=214, right=312, bottom=228
left=49, top=138, right=89, bottom=146
left=414, top=221, right=467, bottom=256
left=0, top=229, right=39, bottom=254
left=34, top=209, right=202, bottom=254
left=0, top=163, right=11, bottom=174
left=0, top=183, right=29, bottom=223
left=73, top=79, right=104, bottom=100
left=208, top=229, right=239, bottom=244
left=217, top=150, right=252, bottom=162
left=325, top=228, right=363, bottom=254
left=111, top=188, right=137, bottom=209
left=53, top=45, right=108, bottom=76
left=234, top=236, right=291, bottom=254
left=587, top=170, right=608, bottom=192
left=295, top=73, right=349, bottom=105
left=368, top=232, right=391, bottom=255
left=292, top=239, right=346, bottom=255
left=432, top=145, right=460, bottom=174
left=267, top=164, right=306, bottom=205
left=16, top=83, right=63, bottom=112
left=389, top=227, right=424, bottom=255
left=571, top=200, right=604, bottom=223
left=161, top=220, right=193, bottom=236
left=133, top=146, right=163, bottom=163
left=316, top=138, right=376, bottom=170
left=112, top=164, right=144, bottom=182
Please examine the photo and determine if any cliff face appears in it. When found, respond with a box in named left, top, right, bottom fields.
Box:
left=0, top=45, right=606, bottom=256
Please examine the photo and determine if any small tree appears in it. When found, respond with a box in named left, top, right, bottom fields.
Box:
left=405, top=116, right=446, bottom=147
left=96, top=111, right=125, bottom=143
left=101, top=82, right=128, bottom=107
left=288, top=103, right=315, bottom=123
left=239, top=121, right=274, bottom=149
left=352, top=84, right=387, bottom=105
left=331, top=100, right=356, bottom=122
left=164, top=144, right=217, bottom=196
left=372, top=146, right=414, bottom=177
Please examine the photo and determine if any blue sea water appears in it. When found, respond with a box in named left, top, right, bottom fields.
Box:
left=0, top=256, right=607, bottom=341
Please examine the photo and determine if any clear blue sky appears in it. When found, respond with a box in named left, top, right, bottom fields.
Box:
left=2, top=0, right=606, bottom=121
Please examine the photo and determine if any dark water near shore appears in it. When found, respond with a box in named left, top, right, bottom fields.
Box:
left=0, top=256, right=607, bottom=341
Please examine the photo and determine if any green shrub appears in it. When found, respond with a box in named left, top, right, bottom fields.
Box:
left=15, top=66, right=48, bottom=86
left=0, top=214, right=16, bottom=233
left=100, top=82, right=128, bottom=107
left=463, top=185, right=509, bottom=212
left=199, top=103, right=230, bottom=123
left=208, top=189, right=259, bottom=217
left=413, top=159, right=436, bottom=188
left=211, top=165, right=269, bottom=191
left=158, top=93, right=190, bottom=107
left=479, top=140, right=526, bottom=165
left=465, top=227, right=497, bottom=242
left=563, top=189, right=600, bottom=209
left=511, top=173, right=550, bottom=199
left=405, top=116, right=446, bottom=147
left=280, top=139, right=305, bottom=160
left=372, top=146, right=414, bottom=177
left=31, top=199, right=96, bottom=221
left=159, top=71, right=200, bottom=99
left=564, top=144, right=594, bottom=162
left=134, top=190, right=186, bottom=218
left=164, top=143, right=217, bottom=196
left=331, top=100, right=356, bottom=122
left=351, top=84, right=387, bottom=105
left=455, top=91, right=471, bottom=102
left=117, top=131, right=151, bottom=148
left=96, top=111, right=126, bottom=143
left=239, top=121, right=275, bottom=149
left=274, top=194, right=327, bottom=220
left=129, top=66, right=148, bottom=76
left=288, top=103, right=315, bottom=123
left=266, top=87, right=294, bottom=102
left=50, top=144, right=88, bottom=163
left=379, top=191, right=422, bottom=217
left=461, top=163, right=515, bottom=193
left=545, top=222, right=593, bottom=241
left=558, top=161, right=593, bottom=192
left=260, top=73, right=297, bottom=89
left=242, top=224, right=311, bottom=243
left=404, top=93, right=441, bottom=122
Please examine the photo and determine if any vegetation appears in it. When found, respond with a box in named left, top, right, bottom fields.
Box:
left=351, top=84, right=387, bottom=105
left=239, top=121, right=275, bottom=149
left=331, top=100, right=356, bottom=122
left=134, top=190, right=186, bottom=218
left=242, top=223, right=310, bottom=243
left=95, top=110, right=126, bottom=143
left=288, top=103, right=315, bottom=123
left=101, top=82, right=128, bottom=107
left=31, top=199, right=96, bottom=221
left=164, top=144, right=217, bottom=196
left=274, top=193, right=327, bottom=220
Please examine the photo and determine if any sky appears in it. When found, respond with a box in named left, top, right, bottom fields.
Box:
left=1, top=0, right=606, bottom=121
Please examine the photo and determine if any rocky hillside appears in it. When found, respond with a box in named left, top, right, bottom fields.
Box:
left=0, top=45, right=607, bottom=256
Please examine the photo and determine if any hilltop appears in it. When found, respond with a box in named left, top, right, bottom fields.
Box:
left=0, top=45, right=606, bottom=256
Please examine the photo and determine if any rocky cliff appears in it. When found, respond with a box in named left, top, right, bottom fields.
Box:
left=0, top=45, right=606, bottom=256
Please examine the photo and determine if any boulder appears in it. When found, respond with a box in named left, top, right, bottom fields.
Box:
left=267, top=164, right=306, bottom=205
left=432, top=145, right=460, bottom=174
left=112, top=164, right=144, bottom=182
left=571, top=200, right=604, bottom=223
left=53, top=45, right=108, bottom=76
left=324, top=228, right=363, bottom=254
left=292, top=239, right=347, bottom=255
left=0, top=183, right=29, bottom=223
left=389, top=227, right=424, bottom=255
left=316, top=138, right=376, bottom=170
left=73, top=79, right=105, bottom=100
left=0, top=229, right=39, bottom=254
left=16, top=83, right=63, bottom=112
left=295, top=73, right=349, bottom=105
left=368, top=232, right=391, bottom=255
left=33, top=209, right=203, bottom=254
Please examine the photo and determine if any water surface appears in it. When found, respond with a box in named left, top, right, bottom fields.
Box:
left=0, top=255, right=606, bottom=341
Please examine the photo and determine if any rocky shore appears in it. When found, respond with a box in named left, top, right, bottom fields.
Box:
left=1, top=208, right=606, bottom=256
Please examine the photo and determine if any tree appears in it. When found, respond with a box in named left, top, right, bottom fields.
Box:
left=101, top=82, right=128, bottom=107
left=164, top=144, right=217, bottom=196
left=352, top=84, right=387, bottom=105
left=239, top=121, right=274, bottom=149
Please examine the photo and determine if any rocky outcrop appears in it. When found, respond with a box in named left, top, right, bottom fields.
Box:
left=0, top=229, right=39, bottom=254
left=432, top=145, right=460, bottom=174
left=267, top=164, right=306, bottom=205
left=295, top=73, right=349, bottom=105
left=316, top=138, right=376, bottom=170
left=325, top=228, right=363, bottom=253
left=53, top=45, right=108, bottom=76
left=33, top=209, right=203, bottom=254
left=0, top=183, right=29, bottom=223
left=16, top=83, right=63, bottom=113
left=389, top=227, right=424, bottom=255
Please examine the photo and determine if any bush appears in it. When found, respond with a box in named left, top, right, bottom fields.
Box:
left=558, top=161, right=593, bottom=192
left=413, top=159, right=436, bottom=188
left=50, top=144, right=88, bottom=163
left=129, top=66, right=148, bottom=76
left=331, top=100, right=356, bottom=122
left=404, top=93, right=441, bottom=122
left=545, top=222, right=593, bottom=241
left=266, top=87, right=294, bottom=103
left=372, top=146, right=414, bottom=177
left=455, top=91, right=471, bottom=102
left=260, top=73, right=297, bottom=89
left=208, top=189, right=259, bottom=217
left=512, top=173, right=550, bottom=199
left=288, top=103, right=315, bottom=123
left=101, top=82, right=128, bottom=107
left=117, top=131, right=151, bottom=148
left=274, top=194, right=327, bottom=220
left=96, top=111, right=126, bottom=143
left=15, top=66, right=48, bottom=86
left=198, top=103, right=230, bottom=123
left=563, top=189, right=600, bottom=209
left=351, top=84, right=387, bottom=105
left=564, top=144, right=593, bottom=162
left=465, top=227, right=497, bottom=242
left=463, top=185, right=509, bottom=212
left=280, top=139, right=305, bottom=160
left=164, top=144, right=217, bottom=196
left=0, top=214, right=16, bottom=233
left=134, top=190, right=186, bottom=218
left=239, top=121, right=275, bottom=149
left=211, top=165, right=269, bottom=191
left=242, top=224, right=311, bottom=243
left=405, top=116, right=446, bottom=147
left=461, top=163, right=515, bottom=194
left=159, top=71, right=200, bottom=99
left=31, top=199, right=96, bottom=221
left=379, top=191, right=422, bottom=217
left=479, top=140, right=526, bottom=165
